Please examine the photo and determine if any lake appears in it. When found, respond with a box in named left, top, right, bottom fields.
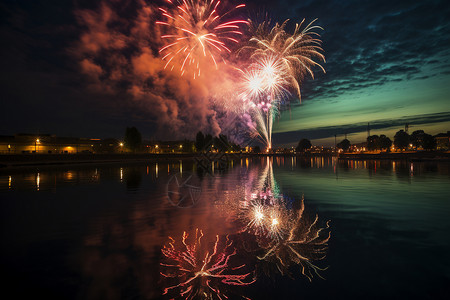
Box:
left=1, top=157, right=449, bottom=299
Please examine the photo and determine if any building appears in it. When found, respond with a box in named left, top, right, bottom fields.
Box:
left=435, top=131, right=450, bottom=150
left=0, top=134, right=102, bottom=154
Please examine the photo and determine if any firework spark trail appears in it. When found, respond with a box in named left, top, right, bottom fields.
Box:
left=238, top=52, right=292, bottom=150
left=237, top=77, right=278, bottom=150
left=157, top=0, right=248, bottom=79
left=160, top=229, right=255, bottom=299
left=252, top=106, right=275, bottom=149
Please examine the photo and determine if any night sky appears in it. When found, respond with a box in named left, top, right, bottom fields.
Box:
left=1, top=0, right=449, bottom=146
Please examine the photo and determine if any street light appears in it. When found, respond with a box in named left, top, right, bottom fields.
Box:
left=35, top=138, right=40, bottom=153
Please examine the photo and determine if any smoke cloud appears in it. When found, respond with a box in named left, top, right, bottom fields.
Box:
left=73, top=0, right=240, bottom=139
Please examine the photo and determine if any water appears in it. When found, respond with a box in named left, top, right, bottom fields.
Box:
left=1, top=158, right=449, bottom=299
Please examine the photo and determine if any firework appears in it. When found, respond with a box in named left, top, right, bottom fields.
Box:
left=239, top=55, right=290, bottom=102
left=236, top=19, right=325, bottom=149
left=248, top=106, right=276, bottom=150
left=237, top=53, right=292, bottom=150
left=160, top=229, right=255, bottom=299
left=242, top=18, right=326, bottom=101
left=156, top=0, right=248, bottom=78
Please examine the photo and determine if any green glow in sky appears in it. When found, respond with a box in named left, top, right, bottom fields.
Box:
left=274, top=72, right=450, bottom=146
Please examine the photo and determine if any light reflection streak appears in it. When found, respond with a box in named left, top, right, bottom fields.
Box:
left=257, top=197, right=331, bottom=280
left=160, top=229, right=255, bottom=299
left=230, top=158, right=331, bottom=280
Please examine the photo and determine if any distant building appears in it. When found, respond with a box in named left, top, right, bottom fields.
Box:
left=0, top=134, right=101, bottom=154
left=351, top=142, right=367, bottom=152
left=434, top=131, right=450, bottom=150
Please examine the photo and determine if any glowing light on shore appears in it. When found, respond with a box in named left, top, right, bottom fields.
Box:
left=36, top=173, right=40, bottom=191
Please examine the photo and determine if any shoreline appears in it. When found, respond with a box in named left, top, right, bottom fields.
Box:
left=1, top=151, right=449, bottom=171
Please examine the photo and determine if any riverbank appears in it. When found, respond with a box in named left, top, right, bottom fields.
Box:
left=1, top=151, right=449, bottom=171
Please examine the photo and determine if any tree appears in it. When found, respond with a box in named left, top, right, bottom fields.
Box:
left=367, top=135, right=380, bottom=151
left=231, top=143, right=241, bottom=152
left=422, top=133, right=436, bottom=150
left=410, top=130, right=425, bottom=149
left=204, top=134, right=213, bottom=151
left=394, top=130, right=410, bottom=150
left=379, top=135, right=392, bottom=151
left=195, top=131, right=205, bottom=151
left=182, top=139, right=195, bottom=153
left=337, top=139, right=351, bottom=151
left=124, top=127, right=142, bottom=152
left=296, top=139, right=312, bottom=152
left=214, top=134, right=230, bottom=152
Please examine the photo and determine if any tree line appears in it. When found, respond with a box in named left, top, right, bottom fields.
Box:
left=121, top=127, right=243, bottom=153
left=194, top=131, right=242, bottom=152
left=367, top=129, right=436, bottom=151
left=296, top=129, right=438, bottom=152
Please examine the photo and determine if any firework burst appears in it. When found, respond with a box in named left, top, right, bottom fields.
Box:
left=239, top=55, right=290, bottom=102
left=156, top=0, right=248, bottom=78
left=237, top=66, right=281, bottom=150
left=242, top=18, right=326, bottom=101
left=160, top=229, right=255, bottom=299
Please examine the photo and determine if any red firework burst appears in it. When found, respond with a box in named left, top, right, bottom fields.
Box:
left=156, top=0, right=248, bottom=78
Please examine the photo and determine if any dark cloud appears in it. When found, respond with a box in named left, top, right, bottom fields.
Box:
left=267, top=0, right=450, bottom=101
left=0, top=0, right=238, bottom=139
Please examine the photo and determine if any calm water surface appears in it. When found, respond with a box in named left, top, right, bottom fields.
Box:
left=1, top=157, right=449, bottom=299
